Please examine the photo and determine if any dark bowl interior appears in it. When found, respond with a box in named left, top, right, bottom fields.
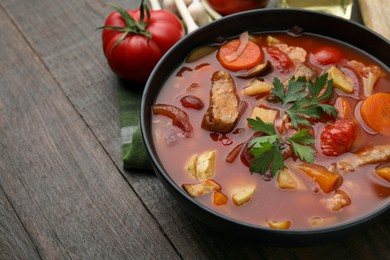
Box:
left=141, top=9, right=390, bottom=245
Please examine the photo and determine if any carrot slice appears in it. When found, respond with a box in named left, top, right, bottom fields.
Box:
left=217, top=39, right=262, bottom=71
left=299, top=163, right=342, bottom=193
left=360, top=92, right=390, bottom=136
left=213, top=191, right=228, bottom=206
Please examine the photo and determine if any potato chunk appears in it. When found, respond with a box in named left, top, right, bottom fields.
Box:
left=277, top=168, right=298, bottom=189
left=243, top=79, right=272, bottom=96
left=267, top=220, right=291, bottom=230
left=249, top=107, right=277, bottom=124
left=327, top=66, right=354, bottom=94
left=232, top=185, right=256, bottom=206
left=185, top=154, right=198, bottom=177
left=376, top=167, right=390, bottom=182
left=185, top=151, right=216, bottom=180
left=182, top=180, right=221, bottom=197
left=196, top=151, right=216, bottom=180
left=309, top=216, right=337, bottom=228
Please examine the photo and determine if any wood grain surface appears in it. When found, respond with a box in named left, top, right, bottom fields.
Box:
left=0, top=0, right=389, bottom=259
left=359, top=0, right=390, bottom=40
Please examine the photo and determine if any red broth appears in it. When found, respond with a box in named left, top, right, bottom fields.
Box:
left=151, top=32, right=390, bottom=229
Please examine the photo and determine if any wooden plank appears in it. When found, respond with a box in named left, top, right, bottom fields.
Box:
left=359, top=0, right=390, bottom=40
left=0, top=186, right=40, bottom=260
left=3, top=0, right=390, bottom=259
left=0, top=3, right=179, bottom=260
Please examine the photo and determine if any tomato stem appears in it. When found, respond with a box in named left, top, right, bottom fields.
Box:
left=98, top=0, right=153, bottom=52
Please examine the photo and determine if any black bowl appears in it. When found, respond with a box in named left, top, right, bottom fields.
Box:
left=141, top=9, right=390, bottom=245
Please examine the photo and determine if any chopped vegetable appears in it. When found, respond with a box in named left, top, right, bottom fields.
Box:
left=180, top=95, right=205, bottom=110
left=267, top=220, right=291, bottom=229
left=182, top=179, right=221, bottom=197
left=225, top=143, right=244, bottom=163
left=213, top=191, right=228, bottom=206
left=312, top=46, right=343, bottom=65
left=242, top=79, right=272, bottom=96
left=152, top=104, right=193, bottom=137
left=249, top=107, right=277, bottom=124
left=196, top=151, right=216, bottom=180
left=217, top=32, right=263, bottom=71
left=237, top=61, right=271, bottom=79
left=376, top=167, right=390, bottom=182
left=334, top=97, right=352, bottom=118
left=360, top=92, right=390, bottom=136
left=299, top=163, right=342, bottom=193
left=232, top=185, right=256, bottom=206
left=247, top=117, right=315, bottom=177
left=327, top=66, right=354, bottom=93
left=266, top=46, right=293, bottom=72
left=272, top=74, right=338, bottom=129
left=185, top=150, right=216, bottom=180
left=186, top=154, right=198, bottom=177
left=277, top=168, right=298, bottom=189
left=320, top=119, right=357, bottom=156
left=309, top=216, right=337, bottom=228
left=347, top=60, right=382, bottom=97
left=186, top=46, right=218, bottom=62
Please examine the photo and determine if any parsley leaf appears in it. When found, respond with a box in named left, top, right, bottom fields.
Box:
left=249, top=143, right=284, bottom=176
left=247, top=118, right=316, bottom=177
left=247, top=117, right=276, bottom=135
left=272, top=76, right=307, bottom=105
left=288, top=129, right=316, bottom=163
left=279, top=74, right=338, bottom=129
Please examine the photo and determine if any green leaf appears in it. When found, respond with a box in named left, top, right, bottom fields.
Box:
left=283, top=76, right=307, bottom=104
left=289, top=140, right=315, bottom=163
left=107, top=3, right=136, bottom=28
left=288, top=129, right=315, bottom=144
left=249, top=135, right=280, bottom=147
left=270, top=149, right=284, bottom=177
left=318, top=103, right=338, bottom=117
left=249, top=143, right=277, bottom=175
left=247, top=117, right=276, bottom=135
left=271, top=77, right=285, bottom=102
left=271, top=76, right=306, bottom=105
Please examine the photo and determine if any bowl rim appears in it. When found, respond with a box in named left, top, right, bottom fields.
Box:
left=141, top=8, right=390, bottom=242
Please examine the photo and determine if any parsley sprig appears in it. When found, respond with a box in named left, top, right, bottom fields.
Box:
left=247, top=117, right=315, bottom=177
left=272, top=74, right=338, bottom=129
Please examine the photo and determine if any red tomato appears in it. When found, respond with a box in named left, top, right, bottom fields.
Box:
left=312, top=47, right=343, bottom=65
left=320, top=119, right=356, bottom=156
left=207, top=0, right=269, bottom=16
left=101, top=2, right=185, bottom=83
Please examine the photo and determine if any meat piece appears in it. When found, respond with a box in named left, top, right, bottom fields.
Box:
left=275, top=43, right=307, bottom=64
left=294, top=64, right=318, bottom=79
left=338, top=145, right=390, bottom=170
left=201, top=71, right=240, bottom=133
left=324, top=190, right=351, bottom=211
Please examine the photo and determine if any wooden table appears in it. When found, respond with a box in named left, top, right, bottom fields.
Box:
left=1, top=0, right=389, bottom=259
